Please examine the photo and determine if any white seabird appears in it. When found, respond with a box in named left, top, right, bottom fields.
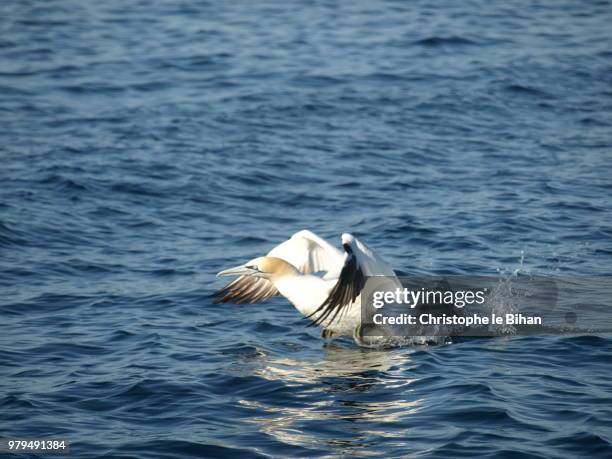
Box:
left=215, top=230, right=399, bottom=344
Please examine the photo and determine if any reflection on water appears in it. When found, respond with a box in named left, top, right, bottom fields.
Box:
left=238, top=344, right=422, bottom=454
left=256, top=344, right=406, bottom=381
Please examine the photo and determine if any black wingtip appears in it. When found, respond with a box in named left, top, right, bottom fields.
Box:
left=304, top=240, right=365, bottom=329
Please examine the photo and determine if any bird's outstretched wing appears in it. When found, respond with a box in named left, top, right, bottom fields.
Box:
left=214, top=276, right=278, bottom=304
left=307, top=233, right=396, bottom=327
left=214, top=230, right=344, bottom=304
left=268, top=230, right=344, bottom=278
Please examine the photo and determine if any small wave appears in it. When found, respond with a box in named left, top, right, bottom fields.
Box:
left=414, top=36, right=477, bottom=47
left=40, top=174, right=89, bottom=192
left=561, top=335, right=610, bottom=347
left=154, top=53, right=231, bottom=72
left=129, top=81, right=172, bottom=92
left=26, top=342, right=108, bottom=358
left=549, top=431, right=612, bottom=455
left=0, top=221, right=29, bottom=247
left=0, top=84, right=35, bottom=96
left=59, top=83, right=126, bottom=95
left=504, top=84, right=553, bottom=98
left=111, top=182, right=164, bottom=197
left=0, top=394, right=40, bottom=411
left=112, top=439, right=265, bottom=459
left=290, top=75, right=345, bottom=88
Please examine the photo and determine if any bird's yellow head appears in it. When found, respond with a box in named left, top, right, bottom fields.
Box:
left=217, top=256, right=298, bottom=280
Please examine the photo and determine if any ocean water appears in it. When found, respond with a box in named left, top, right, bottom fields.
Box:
left=1, top=0, right=612, bottom=457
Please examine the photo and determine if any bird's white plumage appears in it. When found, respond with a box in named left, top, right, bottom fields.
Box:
left=216, top=230, right=401, bottom=344
left=341, top=233, right=396, bottom=277
left=267, top=230, right=344, bottom=279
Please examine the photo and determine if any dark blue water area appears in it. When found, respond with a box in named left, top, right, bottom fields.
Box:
left=1, top=0, right=612, bottom=457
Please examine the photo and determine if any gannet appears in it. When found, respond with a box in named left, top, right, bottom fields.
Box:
left=215, top=230, right=399, bottom=344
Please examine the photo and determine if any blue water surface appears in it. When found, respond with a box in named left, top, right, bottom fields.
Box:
left=1, top=0, right=612, bottom=457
